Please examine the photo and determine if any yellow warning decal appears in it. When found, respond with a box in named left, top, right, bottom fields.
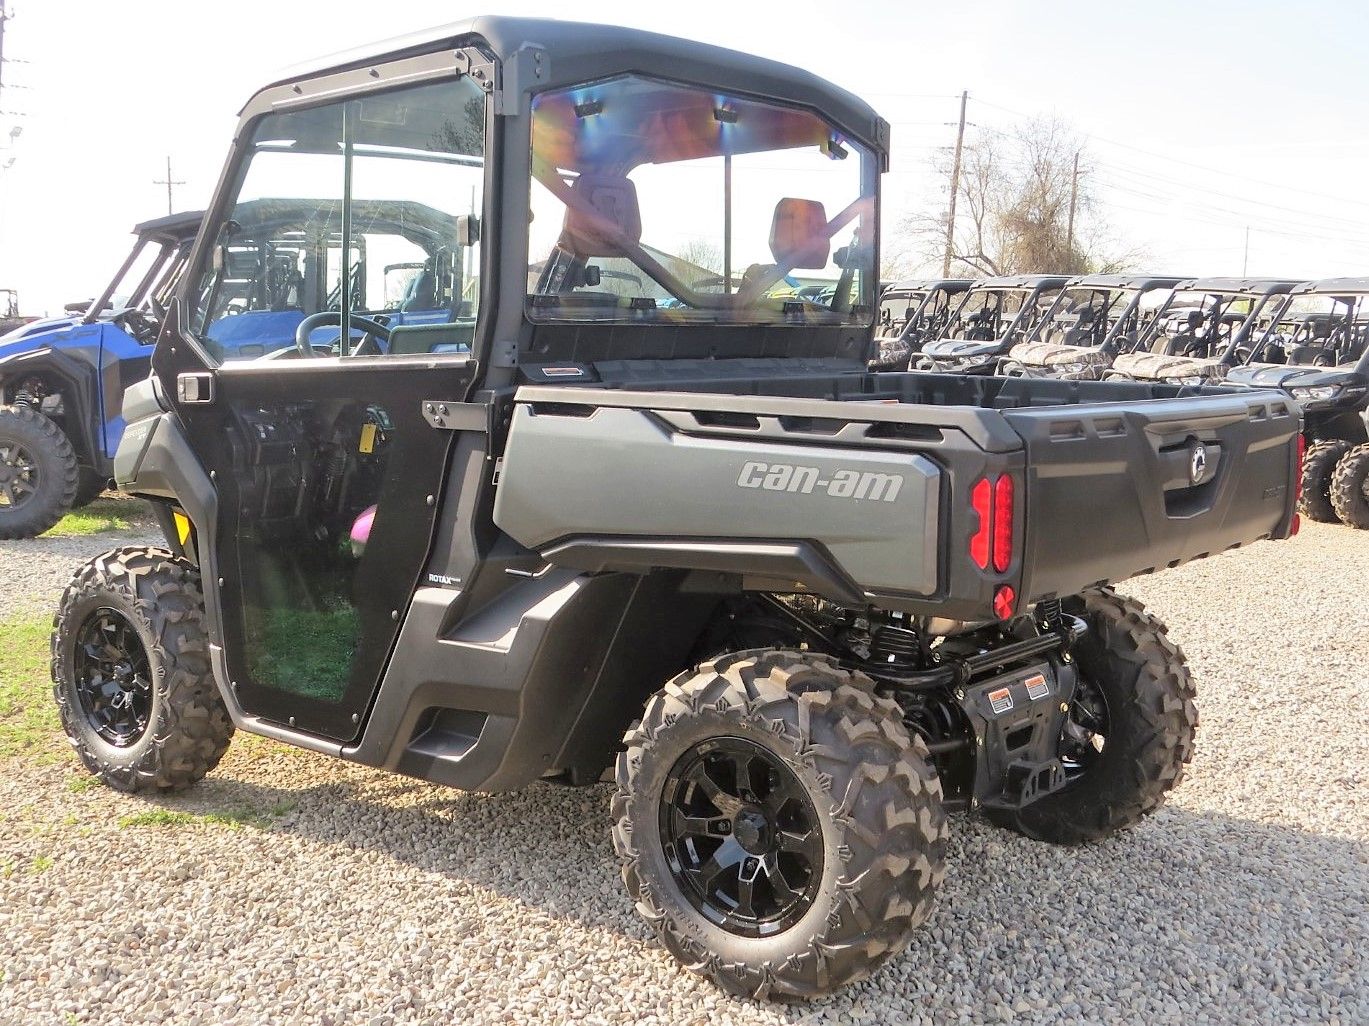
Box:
left=359, top=422, right=377, bottom=454
left=172, top=510, right=192, bottom=546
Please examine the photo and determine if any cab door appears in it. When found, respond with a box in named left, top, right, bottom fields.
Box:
left=154, top=68, right=489, bottom=742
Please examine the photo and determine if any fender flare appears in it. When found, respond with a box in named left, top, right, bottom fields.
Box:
left=0, top=346, right=105, bottom=474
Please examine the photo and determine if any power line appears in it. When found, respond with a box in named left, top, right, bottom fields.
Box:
left=971, top=92, right=1369, bottom=212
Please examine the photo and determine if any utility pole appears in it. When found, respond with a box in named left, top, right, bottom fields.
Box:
left=1065, top=150, right=1081, bottom=263
left=153, top=155, right=184, bottom=215
left=1242, top=226, right=1250, bottom=276
left=942, top=90, right=968, bottom=277
left=0, top=0, right=10, bottom=109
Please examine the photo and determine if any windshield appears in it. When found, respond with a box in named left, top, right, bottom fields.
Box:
left=527, top=74, right=876, bottom=326
left=944, top=287, right=1058, bottom=342
left=877, top=290, right=927, bottom=335
left=190, top=77, right=485, bottom=361
left=1139, top=289, right=1280, bottom=360
left=102, top=238, right=168, bottom=313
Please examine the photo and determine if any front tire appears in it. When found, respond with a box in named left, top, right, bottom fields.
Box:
left=0, top=405, right=78, bottom=538
left=1330, top=442, right=1369, bottom=529
left=1300, top=439, right=1350, bottom=523
left=613, top=650, right=947, bottom=999
left=72, top=467, right=109, bottom=509
left=987, top=589, right=1196, bottom=845
left=51, top=546, right=234, bottom=792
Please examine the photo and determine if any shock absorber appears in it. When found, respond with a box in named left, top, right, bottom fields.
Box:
left=1036, top=597, right=1064, bottom=631
left=11, top=376, right=47, bottom=409
left=868, top=620, right=923, bottom=668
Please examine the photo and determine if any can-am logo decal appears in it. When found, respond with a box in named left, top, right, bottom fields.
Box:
left=736, top=461, right=904, bottom=502
left=1190, top=442, right=1208, bottom=485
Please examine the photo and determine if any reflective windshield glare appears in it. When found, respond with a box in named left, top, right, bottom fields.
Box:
left=528, top=75, right=876, bottom=325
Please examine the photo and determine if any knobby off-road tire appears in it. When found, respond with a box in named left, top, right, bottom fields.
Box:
left=72, top=467, right=109, bottom=509
left=988, top=589, right=1197, bottom=845
left=51, top=546, right=233, bottom=792
left=1330, top=442, right=1369, bottom=529
left=0, top=404, right=78, bottom=538
left=1300, top=439, right=1351, bottom=523
left=613, top=650, right=947, bottom=999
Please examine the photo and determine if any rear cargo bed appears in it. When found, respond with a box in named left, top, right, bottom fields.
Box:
left=493, top=370, right=1299, bottom=619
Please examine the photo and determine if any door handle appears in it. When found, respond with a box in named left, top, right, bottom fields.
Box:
left=177, top=372, right=215, bottom=405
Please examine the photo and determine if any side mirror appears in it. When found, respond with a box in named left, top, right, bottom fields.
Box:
left=457, top=214, right=481, bottom=248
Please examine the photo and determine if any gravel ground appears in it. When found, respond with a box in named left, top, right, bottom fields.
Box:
left=0, top=529, right=160, bottom=621
left=0, top=515, right=1365, bottom=1026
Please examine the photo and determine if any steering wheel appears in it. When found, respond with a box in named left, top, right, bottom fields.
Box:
left=294, top=311, right=392, bottom=357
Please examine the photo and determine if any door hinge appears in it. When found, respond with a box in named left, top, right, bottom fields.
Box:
left=421, top=400, right=486, bottom=432
left=176, top=372, right=215, bottom=405
left=491, top=457, right=504, bottom=485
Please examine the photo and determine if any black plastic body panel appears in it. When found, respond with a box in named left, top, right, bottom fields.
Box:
left=496, top=371, right=1300, bottom=620
left=0, top=345, right=109, bottom=477
left=345, top=569, right=716, bottom=791
left=1006, top=394, right=1300, bottom=601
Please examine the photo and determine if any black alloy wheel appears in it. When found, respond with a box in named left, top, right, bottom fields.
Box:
left=72, top=607, right=154, bottom=747
left=0, top=437, right=38, bottom=509
left=659, top=736, right=822, bottom=938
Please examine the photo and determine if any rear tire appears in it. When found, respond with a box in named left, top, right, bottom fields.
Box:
left=1299, top=439, right=1350, bottom=523
left=51, top=546, right=233, bottom=792
left=1330, top=442, right=1369, bottom=529
left=0, top=405, right=78, bottom=538
left=613, top=650, right=946, bottom=999
left=986, top=589, right=1196, bottom=845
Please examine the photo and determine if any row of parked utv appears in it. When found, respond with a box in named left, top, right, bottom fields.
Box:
left=870, top=273, right=1369, bottom=530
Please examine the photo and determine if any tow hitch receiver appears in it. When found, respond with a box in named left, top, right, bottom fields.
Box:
left=960, top=660, right=1078, bottom=810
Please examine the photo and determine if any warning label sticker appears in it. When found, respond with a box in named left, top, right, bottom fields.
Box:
left=1024, top=673, right=1050, bottom=701
left=988, top=686, right=1014, bottom=715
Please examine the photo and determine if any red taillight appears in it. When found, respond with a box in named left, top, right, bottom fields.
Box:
left=970, top=474, right=1015, bottom=573
left=993, top=584, right=1016, bottom=620
left=992, top=475, right=1014, bottom=573
left=970, top=478, right=992, bottom=569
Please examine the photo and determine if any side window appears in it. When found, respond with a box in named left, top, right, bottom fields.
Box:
left=191, top=77, right=486, bottom=364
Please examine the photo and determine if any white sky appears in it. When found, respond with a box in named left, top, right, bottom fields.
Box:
left=3, top=0, right=1369, bottom=314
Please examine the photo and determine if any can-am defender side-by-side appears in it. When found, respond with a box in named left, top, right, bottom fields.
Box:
left=918, top=274, right=1070, bottom=374
left=0, top=211, right=202, bottom=538
left=52, top=19, right=1301, bottom=999
left=1226, top=278, right=1369, bottom=527
left=1109, top=277, right=1297, bottom=385
left=868, top=278, right=974, bottom=371
left=1001, top=274, right=1184, bottom=380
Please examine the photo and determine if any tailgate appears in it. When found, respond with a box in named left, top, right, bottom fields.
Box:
left=1005, top=391, right=1300, bottom=602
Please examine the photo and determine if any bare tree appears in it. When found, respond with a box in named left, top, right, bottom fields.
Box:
left=896, top=116, right=1141, bottom=277
left=677, top=238, right=723, bottom=275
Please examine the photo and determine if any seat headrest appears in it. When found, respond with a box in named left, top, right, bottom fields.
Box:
left=770, top=198, right=829, bottom=269
left=561, top=173, right=642, bottom=257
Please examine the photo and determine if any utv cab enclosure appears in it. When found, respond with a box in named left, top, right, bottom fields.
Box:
left=0, top=210, right=202, bottom=537
left=59, top=17, right=1300, bottom=1000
